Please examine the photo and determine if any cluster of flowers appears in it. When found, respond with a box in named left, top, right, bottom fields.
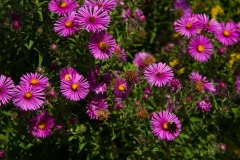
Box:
left=49, top=0, right=127, bottom=61
left=173, top=13, right=239, bottom=62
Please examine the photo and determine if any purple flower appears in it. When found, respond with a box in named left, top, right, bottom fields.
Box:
left=235, top=77, right=240, bottom=93
left=188, top=35, right=213, bottom=62
left=76, top=6, right=110, bottom=32
left=121, top=8, right=145, bottom=22
left=173, top=0, right=192, bottom=16
left=86, top=96, right=108, bottom=119
left=54, top=11, right=79, bottom=37
left=0, top=151, right=5, bottom=159
left=174, top=16, right=199, bottom=38
left=132, top=52, right=155, bottom=69
left=144, top=62, right=174, bottom=87
left=195, top=14, right=221, bottom=34
left=60, top=73, right=89, bottom=101
left=196, top=100, right=211, bottom=112
left=28, top=111, right=54, bottom=138
left=13, top=85, right=45, bottom=111
left=189, top=71, right=216, bottom=93
left=0, top=75, right=15, bottom=106
left=19, top=73, right=49, bottom=90
left=60, top=66, right=79, bottom=81
left=167, top=78, right=181, bottom=92
left=84, top=0, right=116, bottom=11
left=113, top=78, right=128, bottom=98
left=216, top=22, right=239, bottom=46
left=86, top=66, right=111, bottom=94
left=48, top=0, right=78, bottom=15
left=150, top=110, right=181, bottom=141
left=88, top=31, right=116, bottom=60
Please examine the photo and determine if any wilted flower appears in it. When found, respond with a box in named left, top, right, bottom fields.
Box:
left=196, top=100, right=211, bottom=112
left=189, top=71, right=216, bottom=93
left=86, top=96, right=108, bottom=119
left=133, top=52, right=155, bottom=69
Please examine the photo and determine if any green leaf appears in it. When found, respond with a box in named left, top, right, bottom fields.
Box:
left=38, top=53, right=43, bottom=67
left=189, top=117, right=202, bottom=122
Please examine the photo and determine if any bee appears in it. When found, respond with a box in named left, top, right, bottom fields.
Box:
left=167, top=121, right=177, bottom=133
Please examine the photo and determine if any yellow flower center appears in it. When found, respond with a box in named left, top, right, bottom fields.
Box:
left=30, top=78, right=38, bottom=85
left=37, top=121, right=46, bottom=130
left=118, top=84, right=125, bottom=91
left=71, top=83, right=79, bottom=91
left=162, top=122, right=169, bottom=130
left=185, top=23, right=192, bottom=29
left=64, top=74, right=71, bottom=81
left=59, top=1, right=67, bottom=8
left=24, top=92, right=32, bottom=99
left=98, top=42, right=110, bottom=50
left=89, top=16, right=96, bottom=23
left=197, top=45, right=205, bottom=52
left=223, top=30, right=230, bottom=37
left=65, top=20, right=73, bottom=28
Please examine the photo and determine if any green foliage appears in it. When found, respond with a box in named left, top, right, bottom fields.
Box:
left=0, top=0, right=240, bottom=159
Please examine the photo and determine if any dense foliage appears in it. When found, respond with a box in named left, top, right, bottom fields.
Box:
left=0, top=0, right=240, bottom=159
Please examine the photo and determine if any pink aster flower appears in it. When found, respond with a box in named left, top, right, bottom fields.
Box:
left=216, top=22, right=239, bottom=46
left=195, top=14, right=221, bottom=34
left=19, top=73, right=49, bottom=90
left=196, top=100, right=211, bottom=113
left=235, top=77, right=240, bottom=93
left=60, top=66, right=79, bottom=81
left=150, top=110, right=181, bottom=141
left=54, top=11, right=79, bottom=37
left=0, top=75, right=15, bottom=106
left=13, top=85, right=45, bottom=111
left=86, top=96, right=108, bottom=119
left=188, top=35, right=213, bottom=62
left=88, top=31, right=116, bottom=60
left=113, top=78, right=128, bottom=98
left=60, top=73, right=89, bottom=101
left=76, top=6, right=110, bottom=32
left=112, top=45, right=127, bottom=62
left=189, top=71, right=216, bottom=93
left=174, top=16, right=199, bottom=38
left=132, top=52, right=155, bottom=69
left=48, top=0, right=78, bottom=15
left=144, top=62, right=174, bottom=87
left=84, top=0, right=116, bottom=11
left=28, top=111, right=54, bottom=138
